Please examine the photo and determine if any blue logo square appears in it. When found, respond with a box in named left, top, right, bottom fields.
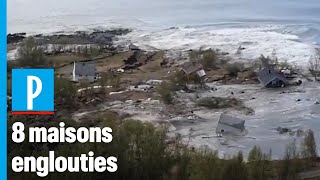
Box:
left=12, top=69, right=54, bottom=112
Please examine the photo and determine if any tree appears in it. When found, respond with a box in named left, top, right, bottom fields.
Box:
left=277, top=141, right=302, bottom=180
left=248, top=146, right=273, bottom=180
left=225, top=63, right=244, bottom=77
left=259, top=55, right=272, bottom=68
left=308, top=49, right=320, bottom=81
left=301, top=129, right=317, bottom=168
left=17, top=37, right=47, bottom=67
left=222, top=151, right=249, bottom=180
left=188, top=149, right=222, bottom=180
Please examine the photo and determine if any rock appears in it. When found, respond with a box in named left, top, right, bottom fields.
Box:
left=7, top=33, right=26, bottom=44
left=89, top=31, right=114, bottom=44
left=315, top=101, right=320, bottom=105
left=276, top=127, right=292, bottom=134
left=289, top=131, right=295, bottom=136
left=209, top=75, right=225, bottom=82
left=129, top=44, right=140, bottom=51
left=296, top=80, right=302, bottom=86
left=296, top=99, right=302, bottom=102
left=32, top=29, right=131, bottom=50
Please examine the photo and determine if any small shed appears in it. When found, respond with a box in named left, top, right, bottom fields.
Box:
left=72, top=62, right=97, bottom=83
left=258, top=67, right=287, bottom=88
left=216, top=113, right=246, bottom=136
left=181, top=61, right=206, bottom=81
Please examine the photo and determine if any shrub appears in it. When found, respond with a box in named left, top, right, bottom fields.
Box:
left=157, top=81, right=174, bottom=104
left=301, top=129, right=317, bottom=168
left=308, top=50, right=320, bottom=81
left=109, top=74, right=121, bottom=88
left=200, top=49, right=218, bottom=69
left=169, top=71, right=188, bottom=88
left=225, top=63, right=244, bottom=77
left=98, top=72, right=122, bottom=89
left=189, top=48, right=218, bottom=70
left=17, top=37, right=47, bottom=67
left=54, top=77, right=77, bottom=106
left=197, top=97, right=242, bottom=109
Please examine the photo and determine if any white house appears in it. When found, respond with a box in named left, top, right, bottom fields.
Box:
left=72, top=62, right=98, bottom=83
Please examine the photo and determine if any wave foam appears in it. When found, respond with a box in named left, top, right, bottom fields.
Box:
left=118, top=25, right=318, bottom=65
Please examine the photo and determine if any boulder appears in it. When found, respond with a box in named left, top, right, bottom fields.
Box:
left=208, top=75, right=225, bottom=82
left=7, top=33, right=26, bottom=44
left=276, top=127, right=292, bottom=134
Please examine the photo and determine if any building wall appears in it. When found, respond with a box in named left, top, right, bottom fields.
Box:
left=216, top=123, right=245, bottom=136
left=266, top=79, right=285, bottom=88
left=73, top=75, right=96, bottom=83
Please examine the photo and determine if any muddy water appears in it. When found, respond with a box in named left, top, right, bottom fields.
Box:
left=73, top=81, right=320, bottom=159
left=171, top=82, right=320, bottom=159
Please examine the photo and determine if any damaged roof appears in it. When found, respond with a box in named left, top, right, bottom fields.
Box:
left=218, top=113, right=245, bottom=130
left=182, top=61, right=203, bottom=75
left=258, top=67, right=287, bottom=87
left=74, top=62, right=96, bottom=76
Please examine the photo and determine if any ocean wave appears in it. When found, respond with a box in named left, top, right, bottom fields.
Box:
left=117, top=24, right=317, bottom=65
left=295, top=27, right=320, bottom=45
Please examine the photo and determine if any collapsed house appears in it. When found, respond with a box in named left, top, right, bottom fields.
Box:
left=72, top=62, right=98, bottom=83
left=181, top=61, right=206, bottom=81
left=258, top=67, right=287, bottom=88
left=123, top=50, right=156, bottom=70
left=128, top=44, right=140, bottom=51
left=216, top=113, right=246, bottom=136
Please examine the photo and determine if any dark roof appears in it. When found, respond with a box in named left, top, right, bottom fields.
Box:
left=218, top=113, right=245, bottom=130
left=258, top=67, right=287, bottom=86
left=74, top=62, right=96, bottom=76
left=182, top=61, right=203, bottom=75
left=129, top=44, right=140, bottom=50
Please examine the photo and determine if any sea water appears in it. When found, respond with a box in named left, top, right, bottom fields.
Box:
left=8, top=0, right=320, bottom=64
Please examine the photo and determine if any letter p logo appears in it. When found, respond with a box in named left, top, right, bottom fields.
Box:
left=27, top=76, right=43, bottom=110
left=12, top=69, right=54, bottom=115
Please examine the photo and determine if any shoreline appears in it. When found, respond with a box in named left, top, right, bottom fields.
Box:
left=7, top=25, right=320, bottom=66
